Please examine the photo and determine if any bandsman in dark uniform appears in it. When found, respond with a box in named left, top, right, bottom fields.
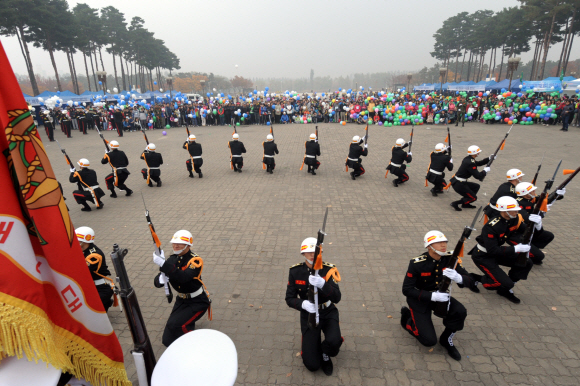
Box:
left=61, top=109, right=73, bottom=138
left=483, top=168, right=525, bottom=220
left=262, top=134, right=279, bottom=174
left=153, top=230, right=212, bottom=347
left=449, top=145, right=491, bottom=211
left=101, top=140, right=133, bottom=198
left=401, top=231, right=478, bottom=361
left=184, top=134, right=203, bottom=178
left=425, top=143, right=452, bottom=196
left=388, top=138, right=413, bottom=187
left=77, top=107, right=87, bottom=134
left=75, top=226, right=115, bottom=311
left=41, top=110, right=55, bottom=142
left=228, top=133, right=246, bottom=172
left=301, top=133, right=321, bottom=175
left=455, top=102, right=466, bottom=127
left=85, top=108, right=94, bottom=130
left=69, top=158, right=105, bottom=211
left=469, top=196, right=538, bottom=304
left=140, top=143, right=163, bottom=187
left=346, top=135, right=367, bottom=180
left=285, top=237, right=343, bottom=376
left=113, top=106, right=124, bottom=137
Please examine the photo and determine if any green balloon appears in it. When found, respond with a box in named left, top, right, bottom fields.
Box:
left=165, top=124, right=170, bottom=129
left=213, top=109, right=217, bottom=114
left=236, top=122, right=240, bottom=126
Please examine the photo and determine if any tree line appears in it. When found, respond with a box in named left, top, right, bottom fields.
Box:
left=431, top=1, right=580, bottom=83
left=0, top=0, right=180, bottom=95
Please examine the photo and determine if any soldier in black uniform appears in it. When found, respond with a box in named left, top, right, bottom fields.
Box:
left=483, top=168, right=525, bottom=220
left=153, top=230, right=212, bottom=347
left=41, top=110, right=55, bottom=142
left=228, top=133, right=246, bottom=172
left=388, top=138, right=413, bottom=187
left=140, top=143, right=163, bottom=187
left=101, top=141, right=133, bottom=198
left=426, top=143, right=453, bottom=196
left=401, top=231, right=478, bottom=361
left=285, top=237, right=342, bottom=376
left=69, top=158, right=105, bottom=211
left=302, top=133, right=321, bottom=175
left=75, top=226, right=115, bottom=310
left=346, top=134, right=367, bottom=180
left=469, top=196, right=537, bottom=304
left=77, top=107, right=87, bottom=134
left=113, top=106, right=124, bottom=137
left=61, top=109, right=73, bottom=138
left=184, top=134, right=203, bottom=178
left=262, top=134, right=279, bottom=174
left=449, top=145, right=492, bottom=211
left=85, top=108, right=94, bottom=130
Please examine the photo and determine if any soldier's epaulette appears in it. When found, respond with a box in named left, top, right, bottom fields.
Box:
left=290, top=262, right=304, bottom=269
left=516, top=197, right=523, bottom=202
left=323, top=262, right=336, bottom=268
left=191, top=252, right=199, bottom=257
left=412, top=256, right=426, bottom=263
left=470, top=158, right=476, bottom=163
left=488, top=217, right=501, bottom=227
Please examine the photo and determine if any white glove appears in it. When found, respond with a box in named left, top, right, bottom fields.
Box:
left=153, top=250, right=165, bottom=267
left=408, top=152, right=412, bottom=156
left=514, top=244, right=531, bottom=253
left=159, top=273, right=166, bottom=284
left=483, top=166, right=491, bottom=173
left=442, top=268, right=463, bottom=284
left=449, top=158, right=453, bottom=163
left=364, top=143, right=368, bottom=148
left=301, top=301, right=317, bottom=313
left=529, top=214, right=542, bottom=230
left=431, top=291, right=450, bottom=302
left=556, top=188, right=566, bottom=196
left=70, top=167, right=76, bottom=173
left=490, top=154, right=497, bottom=160
left=308, top=275, right=325, bottom=289
left=546, top=203, right=552, bottom=211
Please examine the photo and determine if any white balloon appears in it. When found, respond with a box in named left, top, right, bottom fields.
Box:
left=235, top=64, right=238, bottom=68
left=107, top=89, right=110, bottom=93
left=82, top=102, right=86, bottom=106
left=159, top=88, right=163, bottom=92
left=38, top=97, right=44, bottom=102
left=120, top=95, right=125, bottom=100
left=113, top=87, right=118, bottom=93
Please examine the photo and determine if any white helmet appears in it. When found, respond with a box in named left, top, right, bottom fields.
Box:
left=266, top=134, right=273, bottom=141
left=352, top=135, right=360, bottom=143
left=435, top=143, right=446, bottom=153
left=424, top=230, right=448, bottom=248
left=309, top=133, right=317, bottom=140
left=232, top=133, right=239, bottom=140
left=395, top=138, right=405, bottom=147
left=495, top=196, right=521, bottom=212
left=170, top=230, right=193, bottom=246
left=147, top=143, right=156, bottom=151
left=188, top=134, right=196, bottom=141
left=109, top=140, right=119, bottom=149
left=515, top=182, right=537, bottom=197
left=75, top=226, right=95, bottom=244
left=506, top=168, right=524, bottom=181
left=467, top=145, right=481, bottom=155
left=300, top=237, right=317, bottom=254
left=77, top=158, right=90, bottom=168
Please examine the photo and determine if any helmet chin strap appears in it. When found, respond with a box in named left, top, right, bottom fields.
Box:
left=173, top=246, right=187, bottom=255
left=429, top=246, right=447, bottom=256
left=507, top=212, right=517, bottom=219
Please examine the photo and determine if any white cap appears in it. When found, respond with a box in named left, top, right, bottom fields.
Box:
left=309, top=133, right=317, bottom=140
left=515, top=182, right=537, bottom=197
left=424, top=230, right=447, bottom=248
left=147, top=143, right=156, bottom=151
left=109, top=140, right=119, bottom=148
left=188, top=134, right=196, bottom=141
left=495, top=196, right=521, bottom=212
left=301, top=237, right=317, bottom=254
left=435, top=143, right=446, bottom=153
left=75, top=226, right=95, bottom=244
left=395, top=138, right=405, bottom=147
left=467, top=145, right=481, bottom=155
left=352, top=135, right=360, bottom=143
left=77, top=158, right=90, bottom=168
left=232, top=133, right=239, bottom=140
left=506, top=168, right=524, bottom=181
left=266, top=134, right=273, bottom=141
left=170, top=230, right=193, bottom=246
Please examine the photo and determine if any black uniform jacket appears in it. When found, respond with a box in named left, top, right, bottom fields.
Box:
left=101, top=149, right=129, bottom=168
left=285, top=262, right=341, bottom=316
left=453, top=155, right=490, bottom=182
left=141, top=151, right=163, bottom=167
left=228, top=140, right=246, bottom=156
left=304, top=140, right=321, bottom=165
left=69, top=168, right=99, bottom=189
left=391, top=146, right=412, bottom=165
left=183, top=141, right=203, bottom=158
left=490, top=182, right=517, bottom=207
left=83, top=244, right=111, bottom=280
left=402, top=251, right=472, bottom=303
left=470, top=214, right=526, bottom=258
left=428, top=151, right=453, bottom=173
left=263, top=141, right=279, bottom=157
left=159, top=250, right=208, bottom=303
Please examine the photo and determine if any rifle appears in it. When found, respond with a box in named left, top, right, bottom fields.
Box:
left=186, top=124, right=190, bottom=137
left=516, top=160, right=562, bottom=267
left=547, top=166, right=580, bottom=205
left=141, top=128, right=149, bottom=145
left=364, top=124, right=368, bottom=147
left=315, top=125, right=318, bottom=141
left=482, top=125, right=513, bottom=180
left=531, top=152, right=545, bottom=186
left=445, top=126, right=451, bottom=157
left=408, top=126, right=414, bottom=153
left=141, top=193, right=173, bottom=303
left=95, top=126, right=111, bottom=152
left=433, top=206, right=482, bottom=318
left=55, top=140, right=74, bottom=169
left=269, top=120, right=274, bottom=140
left=110, top=244, right=157, bottom=386
left=308, top=207, right=329, bottom=330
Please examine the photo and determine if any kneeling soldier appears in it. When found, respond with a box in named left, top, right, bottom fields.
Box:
left=140, top=143, right=163, bottom=187
left=401, top=231, right=477, bottom=361
left=228, top=133, right=246, bottom=172
left=285, top=237, right=342, bottom=375
left=184, top=134, right=203, bottom=178
left=69, top=158, right=105, bottom=211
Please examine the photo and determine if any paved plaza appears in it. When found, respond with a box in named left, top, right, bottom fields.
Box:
left=41, top=120, right=580, bottom=386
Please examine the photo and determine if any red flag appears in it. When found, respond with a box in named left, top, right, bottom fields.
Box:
left=0, top=42, right=130, bottom=385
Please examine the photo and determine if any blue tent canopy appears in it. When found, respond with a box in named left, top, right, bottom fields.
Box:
left=485, top=79, right=522, bottom=92
left=543, top=76, right=575, bottom=82
left=457, top=81, right=476, bottom=85
left=59, top=90, right=78, bottom=97
left=35, top=91, right=57, bottom=98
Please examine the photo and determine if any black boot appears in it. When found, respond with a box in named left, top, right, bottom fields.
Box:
left=238, top=169, right=242, bottom=173
left=400, top=307, right=411, bottom=330
left=320, top=354, right=333, bottom=376
left=392, top=179, right=399, bottom=187
left=430, top=188, right=438, bottom=197
left=266, top=166, right=270, bottom=174
left=350, top=172, right=356, bottom=180
left=96, top=201, right=104, bottom=210
left=148, top=181, right=153, bottom=187
left=189, top=171, right=194, bottom=178
left=110, top=189, right=117, bottom=198
left=497, top=288, right=521, bottom=304
left=125, top=188, right=133, bottom=196
left=80, top=204, right=92, bottom=212
left=450, top=201, right=462, bottom=211
left=311, top=170, right=316, bottom=175
left=439, top=328, right=461, bottom=361
left=462, top=203, right=476, bottom=209
left=198, top=173, right=203, bottom=178
left=157, top=179, right=162, bottom=187
left=468, top=273, right=482, bottom=293
left=233, top=167, right=238, bottom=172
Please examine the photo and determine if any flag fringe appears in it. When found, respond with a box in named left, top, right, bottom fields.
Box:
left=0, top=301, right=130, bottom=386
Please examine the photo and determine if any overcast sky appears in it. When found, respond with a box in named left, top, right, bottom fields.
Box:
left=2, top=0, right=578, bottom=81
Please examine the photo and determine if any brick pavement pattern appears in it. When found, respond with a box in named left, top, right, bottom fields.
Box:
left=41, top=121, right=580, bottom=386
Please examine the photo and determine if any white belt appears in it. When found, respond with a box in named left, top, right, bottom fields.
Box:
left=83, top=185, right=100, bottom=191
left=390, top=162, right=402, bottom=167
left=348, top=157, right=359, bottom=162
left=305, top=155, right=315, bottom=158
left=231, top=155, right=242, bottom=157
left=116, top=167, right=127, bottom=170
left=320, top=300, right=332, bottom=309
left=455, top=176, right=468, bottom=182
left=264, top=155, right=274, bottom=158
left=148, top=167, right=160, bottom=170
left=94, top=278, right=106, bottom=285
left=477, top=244, right=487, bottom=253
left=429, top=169, right=442, bottom=175
left=178, top=287, right=203, bottom=299
left=191, top=156, right=202, bottom=159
